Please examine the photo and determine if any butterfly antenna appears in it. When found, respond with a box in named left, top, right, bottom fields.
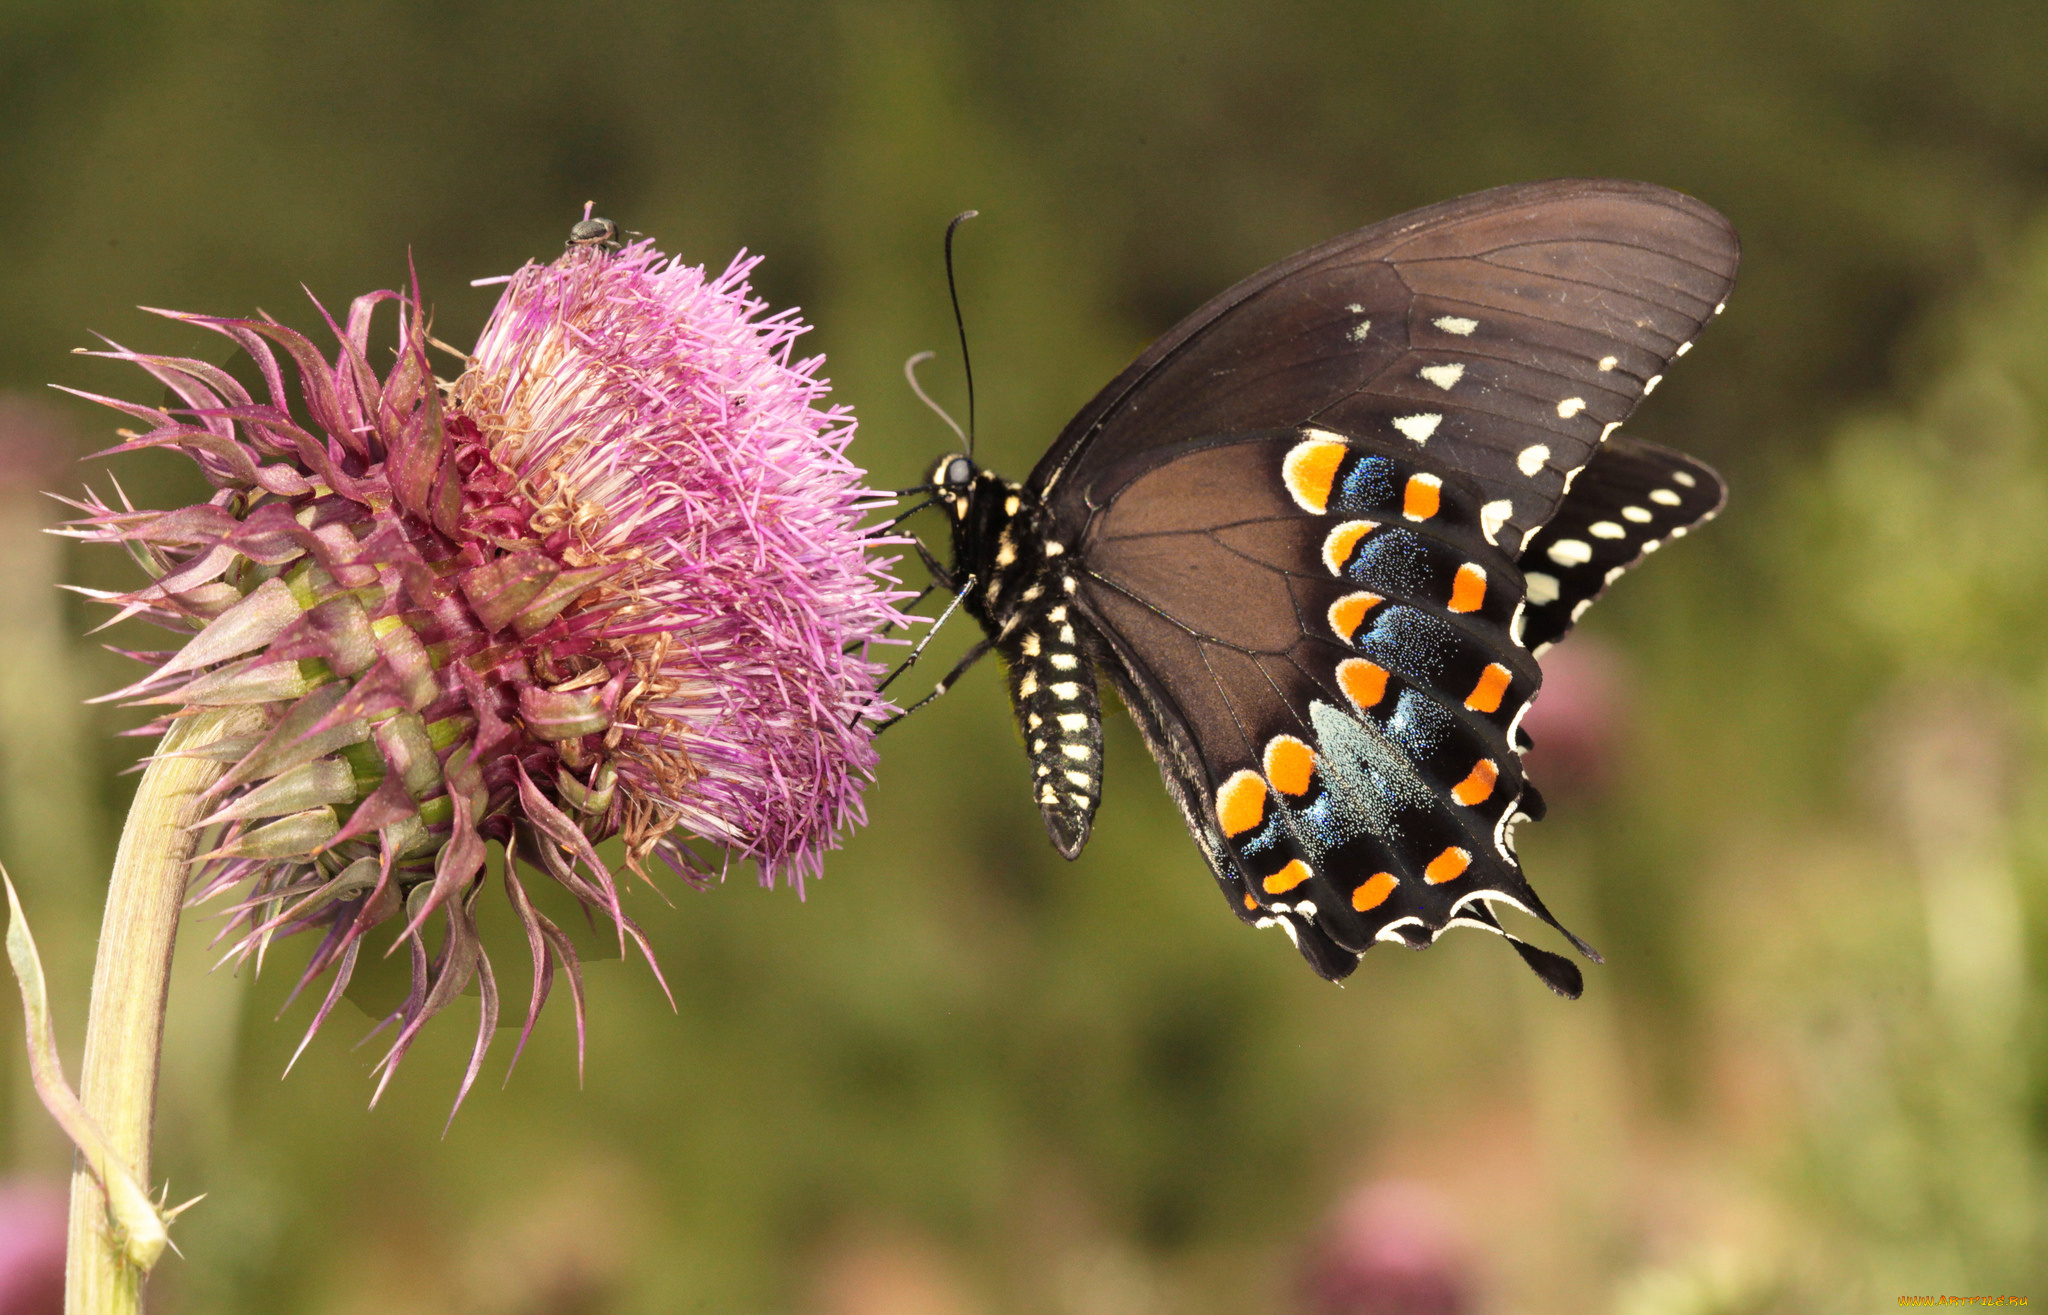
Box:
left=944, top=210, right=978, bottom=456
left=903, top=351, right=966, bottom=445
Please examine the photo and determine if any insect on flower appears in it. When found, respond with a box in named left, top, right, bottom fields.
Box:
left=57, top=217, right=914, bottom=1108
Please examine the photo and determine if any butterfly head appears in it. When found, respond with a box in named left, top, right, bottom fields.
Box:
left=929, top=452, right=985, bottom=520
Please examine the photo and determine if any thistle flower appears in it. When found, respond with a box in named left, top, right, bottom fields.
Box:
left=57, top=227, right=910, bottom=1104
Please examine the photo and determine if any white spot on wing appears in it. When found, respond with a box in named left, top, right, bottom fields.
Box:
left=1556, top=397, right=1586, bottom=419
left=1393, top=413, right=1442, bottom=444
left=1547, top=538, right=1593, bottom=567
left=1517, top=444, right=1550, bottom=477
left=1589, top=521, right=1626, bottom=539
left=1344, top=303, right=1363, bottom=313
left=1570, top=599, right=1594, bottom=620
left=1643, top=374, right=1663, bottom=394
left=1650, top=488, right=1682, bottom=506
left=1604, top=566, right=1627, bottom=584
left=1676, top=341, right=1693, bottom=356
left=1525, top=571, right=1561, bottom=604
left=1600, top=422, right=1621, bottom=441
left=1672, top=471, right=1698, bottom=488
left=1434, top=315, right=1478, bottom=336
left=1419, top=363, right=1465, bottom=391
left=1598, top=355, right=1618, bottom=371
left=1479, top=499, right=1512, bottom=544
left=1348, top=319, right=1373, bottom=342
left=1621, top=505, right=1652, bottom=523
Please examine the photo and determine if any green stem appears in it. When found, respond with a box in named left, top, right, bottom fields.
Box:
left=66, top=707, right=259, bottom=1314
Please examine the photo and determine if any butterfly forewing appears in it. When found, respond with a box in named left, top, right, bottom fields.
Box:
left=1043, top=180, right=1737, bottom=557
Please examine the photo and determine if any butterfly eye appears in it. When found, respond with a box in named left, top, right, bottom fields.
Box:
left=945, top=457, right=973, bottom=487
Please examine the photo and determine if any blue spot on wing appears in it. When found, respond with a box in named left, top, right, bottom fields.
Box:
left=1385, top=689, right=1456, bottom=760
left=1334, top=455, right=1400, bottom=515
left=1356, top=606, right=1461, bottom=684
left=1347, top=528, right=1436, bottom=596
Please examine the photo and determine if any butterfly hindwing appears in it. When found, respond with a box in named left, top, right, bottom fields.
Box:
left=1076, top=429, right=1588, bottom=982
left=1515, top=434, right=1726, bottom=654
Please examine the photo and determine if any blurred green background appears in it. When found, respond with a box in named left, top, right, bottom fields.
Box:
left=3, top=2, right=2046, bottom=1311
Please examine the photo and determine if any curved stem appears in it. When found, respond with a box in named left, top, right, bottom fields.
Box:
left=66, top=707, right=259, bottom=1314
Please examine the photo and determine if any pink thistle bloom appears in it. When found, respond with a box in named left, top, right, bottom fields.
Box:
left=57, top=222, right=913, bottom=1108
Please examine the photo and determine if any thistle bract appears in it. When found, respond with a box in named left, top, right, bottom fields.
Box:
left=60, top=235, right=910, bottom=1103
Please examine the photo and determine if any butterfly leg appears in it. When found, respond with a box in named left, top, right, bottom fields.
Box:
left=879, top=573, right=977, bottom=695
left=876, top=636, right=992, bottom=732
left=914, top=540, right=956, bottom=593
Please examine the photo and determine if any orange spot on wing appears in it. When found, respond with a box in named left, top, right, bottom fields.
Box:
left=1465, top=663, right=1512, bottom=713
left=1327, top=592, right=1384, bottom=643
left=1244, top=891, right=1259, bottom=910
left=1402, top=472, right=1442, bottom=521
left=1263, top=859, right=1312, bottom=895
left=1263, top=736, right=1316, bottom=797
left=1322, top=521, right=1378, bottom=574
left=1216, top=770, right=1267, bottom=838
left=1424, top=846, right=1472, bottom=885
left=1337, top=658, right=1390, bottom=712
left=1352, top=872, right=1398, bottom=912
left=1282, top=437, right=1349, bottom=514
left=1448, top=562, right=1487, bottom=613
left=1451, top=759, right=1499, bottom=806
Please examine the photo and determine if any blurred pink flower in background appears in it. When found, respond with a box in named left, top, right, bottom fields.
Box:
left=0, top=1181, right=64, bottom=1315
left=1301, top=1179, right=1474, bottom=1315
left=1523, top=638, right=1632, bottom=803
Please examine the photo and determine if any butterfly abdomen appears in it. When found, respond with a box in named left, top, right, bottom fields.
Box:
left=938, top=462, right=1107, bottom=858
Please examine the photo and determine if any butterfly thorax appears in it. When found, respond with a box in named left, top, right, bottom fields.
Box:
left=930, top=453, right=1104, bottom=858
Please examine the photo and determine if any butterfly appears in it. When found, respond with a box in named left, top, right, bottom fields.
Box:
left=906, top=180, right=1737, bottom=995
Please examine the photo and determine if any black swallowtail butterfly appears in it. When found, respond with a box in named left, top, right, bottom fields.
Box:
left=914, top=180, right=1736, bottom=995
